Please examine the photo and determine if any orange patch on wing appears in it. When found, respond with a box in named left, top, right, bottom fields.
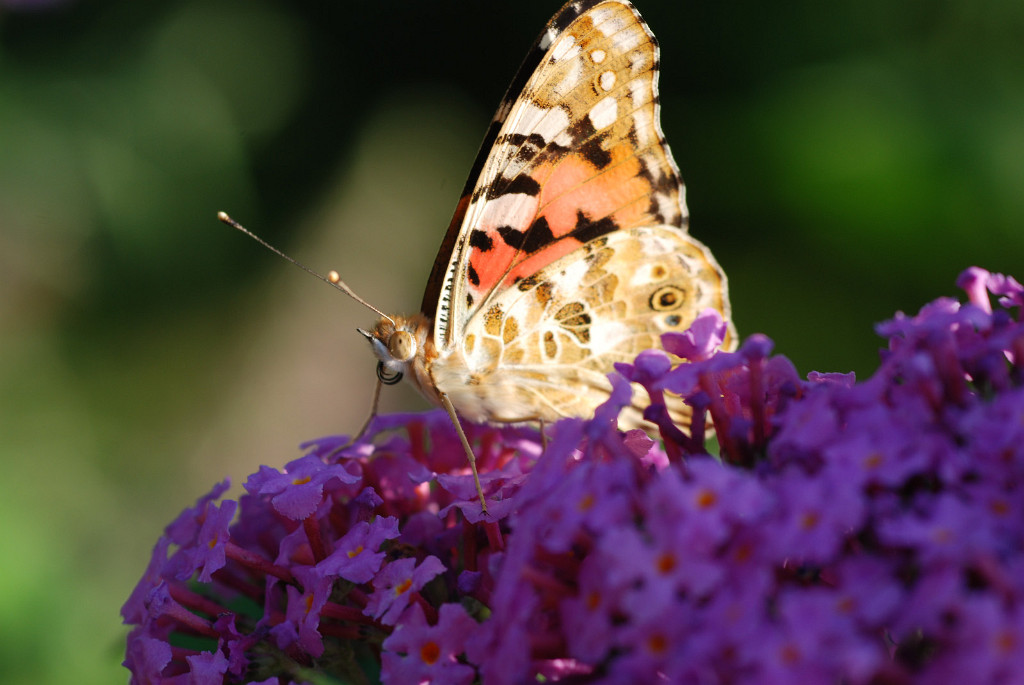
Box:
left=538, top=143, right=650, bottom=233
left=505, top=237, right=581, bottom=286
left=531, top=155, right=599, bottom=236
left=468, top=233, right=520, bottom=298
left=465, top=142, right=652, bottom=298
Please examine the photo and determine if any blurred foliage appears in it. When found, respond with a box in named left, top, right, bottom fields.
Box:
left=0, top=0, right=1021, bottom=683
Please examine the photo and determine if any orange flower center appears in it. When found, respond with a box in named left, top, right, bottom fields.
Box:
left=656, top=552, right=677, bottom=574
left=696, top=489, right=717, bottom=509
left=420, top=640, right=441, bottom=664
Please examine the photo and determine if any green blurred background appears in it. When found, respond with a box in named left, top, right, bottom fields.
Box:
left=1, top=0, right=1021, bottom=682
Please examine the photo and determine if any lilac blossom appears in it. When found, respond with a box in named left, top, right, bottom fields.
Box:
left=124, top=267, right=1024, bottom=684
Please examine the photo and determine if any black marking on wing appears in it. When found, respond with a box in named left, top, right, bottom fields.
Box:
left=516, top=273, right=539, bottom=291
left=474, top=167, right=544, bottom=202
left=567, top=116, right=615, bottom=170
left=508, top=132, right=547, bottom=149
left=469, top=229, right=494, bottom=252
left=624, top=117, right=684, bottom=227
left=501, top=173, right=542, bottom=198
left=551, top=0, right=587, bottom=33
left=497, top=215, right=556, bottom=254
left=578, top=134, right=613, bottom=169
left=570, top=211, right=618, bottom=245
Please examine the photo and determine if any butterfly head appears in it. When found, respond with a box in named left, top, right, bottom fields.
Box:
left=358, top=315, right=429, bottom=386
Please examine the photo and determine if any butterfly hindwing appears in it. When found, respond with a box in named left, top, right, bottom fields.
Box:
left=442, top=225, right=731, bottom=425
left=425, top=0, right=688, bottom=353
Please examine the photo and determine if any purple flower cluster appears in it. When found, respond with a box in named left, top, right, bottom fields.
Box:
left=123, top=267, right=1024, bottom=684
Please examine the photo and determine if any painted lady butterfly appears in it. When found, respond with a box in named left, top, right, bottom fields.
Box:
left=362, top=0, right=735, bottom=508
left=224, top=0, right=735, bottom=514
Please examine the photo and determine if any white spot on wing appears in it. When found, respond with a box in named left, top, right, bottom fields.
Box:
left=589, top=320, right=632, bottom=357
left=558, top=259, right=590, bottom=289
left=513, top=101, right=570, bottom=144
left=477, top=192, right=540, bottom=232
left=651, top=188, right=680, bottom=225
left=590, top=49, right=606, bottom=64
left=638, top=229, right=679, bottom=257
left=554, top=57, right=584, bottom=97
left=629, top=78, right=648, bottom=108
left=615, top=26, right=644, bottom=52
left=589, top=96, right=618, bottom=131
left=590, top=6, right=629, bottom=37
left=628, top=50, right=651, bottom=75
left=599, top=70, right=616, bottom=92
left=539, top=28, right=556, bottom=50
left=631, top=105, right=655, bottom=144
left=551, top=34, right=579, bottom=61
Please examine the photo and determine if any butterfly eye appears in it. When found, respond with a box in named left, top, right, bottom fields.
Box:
left=388, top=330, right=417, bottom=362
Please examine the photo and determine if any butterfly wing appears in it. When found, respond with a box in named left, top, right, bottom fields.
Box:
left=435, top=224, right=733, bottom=425
left=416, top=0, right=734, bottom=428
left=422, top=0, right=688, bottom=353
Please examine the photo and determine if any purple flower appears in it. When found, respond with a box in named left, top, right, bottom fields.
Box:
left=831, top=556, right=903, bottom=628
left=749, top=589, right=883, bottom=683
left=191, top=499, right=237, bottom=582
left=661, top=307, right=732, bottom=361
left=921, top=596, right=1024, bottom=684
left=121, top=536, right=171, bottom=626
left=603, top=603, right=690, bottom=682
left=123, top=635, right=172, bottom=684
left=164, top=479, right=230, bottom=545
left=958, top=266, right=1024, bottom=312
left=317, top=516, right=400, bottom=583
left=123, top=267, right=1024, bottom=684
left=184, top=648, right=230, bottom=684
left=517, top=456, right=637, bottom=554
left=270, top=566, right=332, bottom=658
left=381, top=603, right=478, bottom=685
left=877, top=492, right=996, bottom=564
left=558, top=554, right=620, bottom=663
left=245, top=454, right=360, bottom=520
left=364, top=555, right=446, bottom=625
left=770, top=469, right=866, bottom=563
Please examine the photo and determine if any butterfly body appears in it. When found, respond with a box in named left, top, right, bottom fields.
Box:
left=363, top=0, right=734, bottom=447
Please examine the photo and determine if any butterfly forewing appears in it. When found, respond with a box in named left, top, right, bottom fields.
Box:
left=428, top=0, right=688, bottom=353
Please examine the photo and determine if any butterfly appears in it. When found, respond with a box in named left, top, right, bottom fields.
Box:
left=360, top=0, right=735, bottom=508
left=222, top=0, right=734, bottom=515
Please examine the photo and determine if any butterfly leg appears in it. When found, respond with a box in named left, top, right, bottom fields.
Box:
left=324, top=377, right=383, bottom=461
left=354, top=376, right=384, bottom=441
left=438, top=392, right=488, bottom=515
left=538, top=417, right=548, bottom=452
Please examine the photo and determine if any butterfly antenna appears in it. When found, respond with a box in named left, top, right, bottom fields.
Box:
left=217, top=212, right=395, bottom=325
